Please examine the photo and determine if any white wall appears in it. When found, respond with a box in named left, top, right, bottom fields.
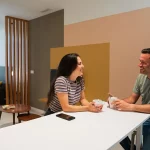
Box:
left=0, top=24, right=5, bottom=66
left=63, top=0, right=150, bottom=25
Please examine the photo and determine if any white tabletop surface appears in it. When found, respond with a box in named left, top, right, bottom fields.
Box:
left=0, top=103, right=149, bottom=150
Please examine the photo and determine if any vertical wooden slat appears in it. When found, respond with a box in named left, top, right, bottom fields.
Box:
left=5, top=17, right=9, bottom=104
left=23, top=21, right=26, bottom=104
left=26, top=22, right=29, bottom=105
left=22, top=21, right=26, bottom=104
left=9, top=19, right=13, bottom=104
left=20, top=21, right=23, bottom=104
left=13, top=19, right=16, bottom=104
left=16, top=20, right=20, bottom=104
left=19, top=20, right=21, bottom=104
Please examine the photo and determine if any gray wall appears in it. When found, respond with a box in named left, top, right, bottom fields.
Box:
left=29, top=10, right=64, bottom=110
left=0, top=66, right=5, bottom=83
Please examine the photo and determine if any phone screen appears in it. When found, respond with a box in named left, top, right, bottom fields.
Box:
left=56, top=113, right=75, bottom=121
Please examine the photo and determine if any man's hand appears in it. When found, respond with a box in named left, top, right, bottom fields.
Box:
left=108, top=93, right=114, bottom=97
left=112, top=100, right=133, bottom=111
left=107, top=93, right=114, bottom=107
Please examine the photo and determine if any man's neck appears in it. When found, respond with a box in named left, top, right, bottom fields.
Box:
left=147, top=74, right=150, bottom=79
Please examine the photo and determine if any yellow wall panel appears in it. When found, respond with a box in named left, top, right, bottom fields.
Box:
left=50, top=43, right=109, bottom=101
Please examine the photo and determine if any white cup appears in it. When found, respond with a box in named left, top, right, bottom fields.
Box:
left=93, top=99, right=104, bottom=106
left=108, top=97, right=118, bottom=109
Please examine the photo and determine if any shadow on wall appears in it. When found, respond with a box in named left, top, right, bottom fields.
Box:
left=0, top=66, right=5, bottom=83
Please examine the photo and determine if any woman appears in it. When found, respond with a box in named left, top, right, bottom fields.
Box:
left=45, top=53, right=103, bottom=115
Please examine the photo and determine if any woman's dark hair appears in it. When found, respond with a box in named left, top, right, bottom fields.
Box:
left=47, top=53, right=80, bottom=105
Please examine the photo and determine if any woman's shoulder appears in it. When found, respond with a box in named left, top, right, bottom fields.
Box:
left=56, top=76, right=68, bottom=83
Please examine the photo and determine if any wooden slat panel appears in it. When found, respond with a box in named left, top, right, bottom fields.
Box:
left=5, top=16, right=29, bottom=105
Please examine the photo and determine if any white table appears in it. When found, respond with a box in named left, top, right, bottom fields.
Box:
left=0, top=103, right=149, bottom=150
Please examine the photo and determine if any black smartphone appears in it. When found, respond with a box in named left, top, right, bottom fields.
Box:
left=56, top=113, right=75, bottom=121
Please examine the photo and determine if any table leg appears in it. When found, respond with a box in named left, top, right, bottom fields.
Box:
left=136, top=125, right=142, bottom=150
left=0, top=111, right=2, bottom=120
left=13, top=113, right=15, bottom=125
left=17, top=113, right=21, bottom=123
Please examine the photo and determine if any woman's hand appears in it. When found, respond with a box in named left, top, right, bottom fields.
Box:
left=88, top=102, right=103, bottom=112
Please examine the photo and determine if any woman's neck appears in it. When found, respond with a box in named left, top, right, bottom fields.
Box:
left=68, top=74, right=77, bottom=81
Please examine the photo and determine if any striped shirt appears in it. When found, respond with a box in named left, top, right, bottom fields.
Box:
left=49, top=76, right=84, bottom=112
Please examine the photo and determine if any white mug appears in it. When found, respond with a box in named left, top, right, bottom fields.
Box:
left=108, top=97, right=118, bottom=109
left=93, top=99, right=104, bottom=106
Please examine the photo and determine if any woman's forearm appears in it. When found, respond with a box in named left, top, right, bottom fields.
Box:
left=80, top=98, right=90, bottom=106
left=62, top=104, right=89, bottom=112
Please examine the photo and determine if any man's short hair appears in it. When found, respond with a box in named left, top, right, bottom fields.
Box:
left=141, top=48, right=150, bottom=54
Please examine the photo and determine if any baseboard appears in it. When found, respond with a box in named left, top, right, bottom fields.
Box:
left=31, top=107, right=45, bottom=116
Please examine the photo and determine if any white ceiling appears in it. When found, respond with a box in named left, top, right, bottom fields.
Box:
left=0, top=0, right=60, bottom=25
left=0, top=0, right=150, bottom=28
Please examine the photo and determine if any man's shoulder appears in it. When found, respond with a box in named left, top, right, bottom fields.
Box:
left=137, top=74, right=147, bottom=80
left=136, top=74, right=147, bottom=85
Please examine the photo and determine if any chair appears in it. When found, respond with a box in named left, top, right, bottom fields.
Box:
left=17, top=111, right=41, bottom=123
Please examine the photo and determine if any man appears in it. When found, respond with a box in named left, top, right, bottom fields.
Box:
left=111, top=48, right=150, bottom=150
